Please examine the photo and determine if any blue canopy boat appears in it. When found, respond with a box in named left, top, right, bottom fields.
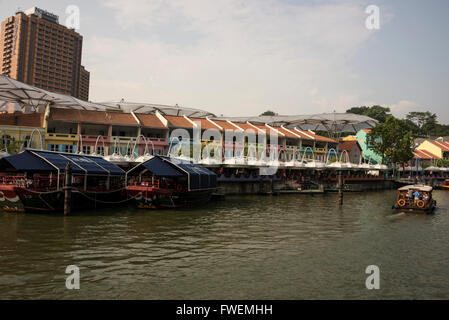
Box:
left=126, top=156, right=217, bottom=208
left=0, top=150, right=127, bottom=213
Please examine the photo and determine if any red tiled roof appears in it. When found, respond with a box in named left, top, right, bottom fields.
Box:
left=292, top=128, right=314, bottom=140
left=413, top=149, right=440, bottom=159
left=276, top=126, right=300, bottom=138
left=189, top=117, right=221, bottom=130
left=294, top=129, right=337, bottom=143
left=164, top=115, right=195, bottom=128
left=339, top=140, right=362, bottom=151
left=0, top=112, right=44, bottom=127
left=429, top=140, right=449, bottom=152
left=235, top=122, right=266, bottom=133
left=50, top=108, right=138, bottom=126
left=209, top=119, right=238, bottom=131
left=136, top=114, right=167, bottom=129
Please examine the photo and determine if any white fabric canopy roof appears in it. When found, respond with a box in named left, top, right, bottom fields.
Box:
left=0, top=75, right=215, bottom=116
left=98, top=100, right=216, bottom=117
left=0, top=75, right=379, bottom=132
left=215, top=113, right=378, bottom=134
left=0, top=75, right=118, bottom=111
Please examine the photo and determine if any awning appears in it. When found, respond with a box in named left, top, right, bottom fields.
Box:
left=130, top=157, right=184, bottom=177
left=0, top=151, right=55, bottom=172
left=1, top=150, right=125, bottom=175
left=161, top=157, right=217, bottom=190
left=31, top=151, right=125, bottom=175
left=128, top=156, right=217, bottom=190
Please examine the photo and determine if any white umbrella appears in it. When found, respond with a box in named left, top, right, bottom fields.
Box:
left=134, top=153, right=154, bottom=163
left=373, top=164, right=389, bottom=171
left=305, top=160, right=326, bottom=169
left=223, top=158, right=236, bottom=165
left=294, top=160, right=306, bottom=169
left=345, top=162, right=358, bottom=170
left=326, top=161, right=348, bottom=170
left=360, top=163, right=374, bottom=170
left=199, top=157, right=222, bottom=165
left=103, top=152, right=127, bottom=162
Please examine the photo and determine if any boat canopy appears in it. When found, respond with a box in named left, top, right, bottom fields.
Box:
left=0, top=150, right=125, bottom=175
left=128, top=156, right=217, bottom=190
left=398, top=185, right=433, bottom=192
left=129, top=156, right=184, bottom=178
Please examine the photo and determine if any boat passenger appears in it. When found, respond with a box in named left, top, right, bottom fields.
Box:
left=413, top=190, right=421, bottom=205
left=408, top=189, right=414, bottom=203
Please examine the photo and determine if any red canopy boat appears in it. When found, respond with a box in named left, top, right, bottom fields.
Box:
left=126, top=156, right=217, bottom=209
left=0, top=150, right=127, bottom=213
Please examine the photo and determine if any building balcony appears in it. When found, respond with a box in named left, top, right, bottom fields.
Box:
left=45, top=132, right=78, bottom=142
left=80, top=135, right=111, bottom=144
left=286, top=145, right=300, bottom=151
left=111, top=136, right=139, bottom=144
left=146, top=137, right=168, bottom=146
left=168, top=137, right=200, bottom=145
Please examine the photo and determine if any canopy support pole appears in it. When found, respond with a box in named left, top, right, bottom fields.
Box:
left=338, top=171, right=344, bottom=205
left=64, top=163, right=72, bottom=216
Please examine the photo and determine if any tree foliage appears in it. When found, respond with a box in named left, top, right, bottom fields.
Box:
left=346, top=105, right=391, bottom=123
left=260, top=110, right=277, bottom=116
left=405, top=111, right=437, bottom=137
left=367, top=116, right=414, bottom=164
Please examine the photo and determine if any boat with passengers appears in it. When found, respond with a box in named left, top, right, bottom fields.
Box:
left=126, top=155, right=217, bottom=208
left=0, top=150, right=127, bottom=213
left=441, top=179, right=449, bottom=189
left=393, top=185, right=436, bottom=214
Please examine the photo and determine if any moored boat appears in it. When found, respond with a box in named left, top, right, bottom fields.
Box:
left=441, top=179, right=449, bottom=189
left=392, top=185, right=436, bottom=214
left=126, top=156, right=217, bottom=208
left=0, top=150, right=127, bottom=213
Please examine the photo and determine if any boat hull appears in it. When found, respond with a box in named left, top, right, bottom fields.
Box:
left=0, top=185, right=128, bottom=213
left=127, top=186, right=214, bottom=209
left=393, top=200, right=437, bottom=214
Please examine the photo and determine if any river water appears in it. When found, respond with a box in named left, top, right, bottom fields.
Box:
left=0, top=190, right=448, bottom=299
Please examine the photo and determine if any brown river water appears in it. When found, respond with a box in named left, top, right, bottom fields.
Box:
left=0, top=190, right=448, bottom=299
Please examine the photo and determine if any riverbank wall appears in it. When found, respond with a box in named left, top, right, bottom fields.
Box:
left=217, top=179, right=395, bottom=195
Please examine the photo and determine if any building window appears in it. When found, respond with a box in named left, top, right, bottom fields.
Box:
left=48, top=144, right=58, bottom=152
left=97, top=146, right=104, bottom=156
left=64, top=145, right=74, bottom=153
left=82, top=146, right=91, bottom=154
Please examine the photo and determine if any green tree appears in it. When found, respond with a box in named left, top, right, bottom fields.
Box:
left=433, top=123, right=449, bottom=137
left=260, top=110, right=277, bottom=116
left=346, top=105, right=391, bottom=123
left=346, top=106, right=370, bottom=115
left=405, top=111, right=437, bottom=137
left=367, top=116, right=414, bottom=164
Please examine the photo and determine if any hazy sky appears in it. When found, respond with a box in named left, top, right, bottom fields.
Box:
left=1, top=0, right=448, bottom=122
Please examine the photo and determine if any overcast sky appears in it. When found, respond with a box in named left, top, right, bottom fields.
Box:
left=1, top=0, right=449, bottom=122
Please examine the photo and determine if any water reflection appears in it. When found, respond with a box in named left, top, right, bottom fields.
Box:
left=0, top=190, right=448, bottom=299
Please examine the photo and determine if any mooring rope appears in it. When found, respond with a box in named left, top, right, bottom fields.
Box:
left=73, top=190, right=139, bottom=205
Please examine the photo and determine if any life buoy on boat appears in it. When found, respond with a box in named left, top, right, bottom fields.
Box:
left=417, top=200, right=425, bottom=208
left=397, top=199, right=406, bottom=207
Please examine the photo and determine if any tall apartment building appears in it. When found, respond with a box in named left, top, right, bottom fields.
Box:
left=0, top=7, right=90, bottom=101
